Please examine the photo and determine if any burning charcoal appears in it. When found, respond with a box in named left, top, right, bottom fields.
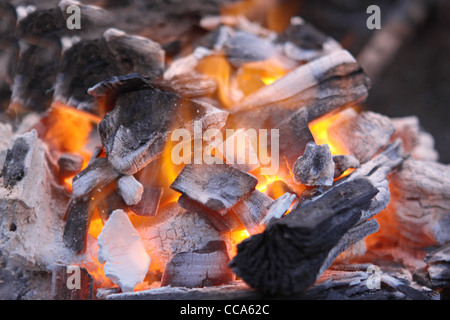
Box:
left=425, top=244, right=450, bottom=289
left=117, top=175, right=143, bottom=206
left=275, top=108, right=315, bottom=169
left=9, top=37, right=62, bottom=112
left=275, top=16, right=342, bottom=62
left=97, top=209, right=151, bottom=293
left=171, top=163, right=258, bottom=215
left=63, top=197, right=95, bottom=253
left=178, top=195, right=242, bottom=232
left=57, top=153, right=84, bottom=180
left=265, top=180, right=295, bottom=200
left=129, top=186, right=163, bottom=217
left=224, top=31, right=276, bottom=67
left=391, top=116, right=439, bottom=161
left=51, top=265, right=94, bottom=300
left=71, top=157, right=121, bottom=200
left=163, top=47, right=213, bottom=81
left=232, top=50, right=370, bottom=116
left=293, top=142, right=335, bottom=187
left=375, top=157, right=450, bottom=248
left=231, top=190, right=273, bottom=235
left=229, top=178, right=378, bottom=295
left=161, top=241, right=235, bottom=288
left=159, top=73, right=218, bottom=99
left=137, top=202, right=225, bottom=274
left=333, top=154, right=360, bottom=178
left=103, top=28, right=165, bottom=79
left=213, top=129, right=260, bottom=173
left=328, top=111, right=395, bottom=164
left=54, top=38, right=124, bottom=114
left=0, top=131, right=71, bottom=267
left=259, top=192, right=297, bottom=226
left=96, top=83, right=228, bottom=175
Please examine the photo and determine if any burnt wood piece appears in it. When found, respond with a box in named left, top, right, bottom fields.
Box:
left=259, top=192, right=297, bottom=226
left=293, top=142, right=335, bottom=187
left=57, top=153, right=84, bottom=180
left=224, top=31, right=276, bottom=67
left=178, top=195, right=242, bottom=232
left=274, top=108, right=315, bottom=169
left=157, top=73, right=218, bottom=99
left=54, top=38, right=125, bottom=114
left=129, top=186, right=163, bottom=217
left=171, top=163, right=258, bottom=215
left=1, top=134, right=30, bottom=188
left=97, top=85, right=228, bottom=176
left=63, top=197, right=95, bottom=253
left=8, top=37, right=61, bottom=112
left=161, top=241, right=235, bottom=288
left=231, top=190, right=273, bottom=235
left=71, top=157, right=121, bottom=200
left=425, top=244, right=450, bottom=289
left=328, top=111, right=395, bottom=164
left=229, top=178, right=378, bottom=295
left=231, top=49, right=370, bottom=116
left=103, top=28, right=165, bottom=79
left=333, top=154, right=360, bottom=178
left=275, top=17, right=328, bottom=51
left=51, top=265, right=94, bottom=300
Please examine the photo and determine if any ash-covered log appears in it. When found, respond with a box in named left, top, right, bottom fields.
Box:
left=161, top=240, right=235, bottom=288
left=229, top=178, right=378, bottom=295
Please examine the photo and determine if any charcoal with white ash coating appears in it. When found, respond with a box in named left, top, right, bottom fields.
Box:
left=292, top=142, right=335, bottom=187
left=229, top=178, right=378, bottom=295
left=161, top=240, right=235, bottom=288
left=94, top=79, right=228, bottom=176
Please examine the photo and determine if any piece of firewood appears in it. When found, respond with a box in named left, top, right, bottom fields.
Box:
left=161, top=241, right=235, bottom=288
left=171, top=162, right=258, bottom=215
left=229, top=178, right=378, bottom=295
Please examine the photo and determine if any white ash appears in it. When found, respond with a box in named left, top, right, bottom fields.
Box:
left=97, top=210, right=151, bottom=293
left=117, top=175, right=144, bottom=206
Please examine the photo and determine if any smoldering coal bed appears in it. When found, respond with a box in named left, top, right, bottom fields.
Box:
left=0, top=0, right=449, bottom=301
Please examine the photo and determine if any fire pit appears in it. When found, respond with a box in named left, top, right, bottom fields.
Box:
left=0, top=0, right=449, bottom=302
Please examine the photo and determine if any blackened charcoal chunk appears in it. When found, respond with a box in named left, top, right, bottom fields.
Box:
left=224, top=31, right=276, bottom=67
left=1, top=137, right=30, bottom=188
left=276, top=18, right=328, bottom=50
left=16, top=8, right=66, bottom=39
left=171, top=163, right=258, bottom=215
left=103, top=28, right=165, bottom=79
left=333, top=154, right=360, bottom=178
left=58, top=153, right=84, bottom=179
left=9, top=37, right=62, bottom=112
left=54, top=38, right=123, bottom=114
left=293, top=142, right=335, bottom=187
left=98, top=86, right=228, bottom=175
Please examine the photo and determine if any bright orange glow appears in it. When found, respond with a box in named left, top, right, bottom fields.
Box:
left=196, top=54, right=233, bottom=108
left=88, top=208, right=104, bottom=239
left=41, top=102, right=101, bottom=153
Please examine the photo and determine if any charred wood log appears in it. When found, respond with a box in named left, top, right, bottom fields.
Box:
left=425, top=244, right=450, bottom=289
left=229, top=178, right=378, bottom=295
left=161, top=241, right=235, bottom=288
